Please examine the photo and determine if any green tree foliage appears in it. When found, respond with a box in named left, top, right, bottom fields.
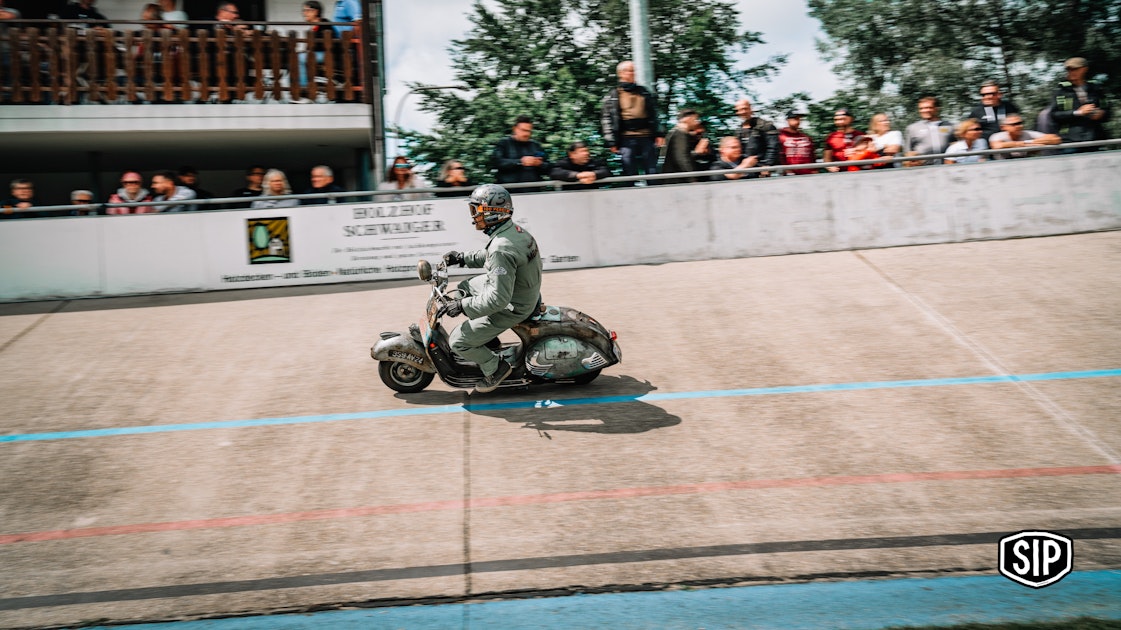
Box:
left=806, top=0, right=1120, bottom=132
left=397, top=0, right=785, bottom=180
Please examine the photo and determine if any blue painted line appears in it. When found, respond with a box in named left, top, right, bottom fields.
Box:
left=88, top=570, right=1121, bottom=629
left=4, top=368, right=1120, bottom=444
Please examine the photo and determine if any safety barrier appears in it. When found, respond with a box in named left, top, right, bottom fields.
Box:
left=1, top=148, right=1119, bottom=302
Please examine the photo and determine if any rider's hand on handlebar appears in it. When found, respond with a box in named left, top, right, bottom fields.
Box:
left=438, top=299, right=464, bottom=318
left=443, top=250, right=465, bottom=267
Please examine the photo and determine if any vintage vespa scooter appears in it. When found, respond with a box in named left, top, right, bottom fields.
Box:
left=371, top=260, right=621, bottom=393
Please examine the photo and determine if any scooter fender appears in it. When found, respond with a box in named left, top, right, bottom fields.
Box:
left=370, top=333, right=436, bottom=373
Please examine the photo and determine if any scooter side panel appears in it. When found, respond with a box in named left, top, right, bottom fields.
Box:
left=370, top=334, right=436, bottom=373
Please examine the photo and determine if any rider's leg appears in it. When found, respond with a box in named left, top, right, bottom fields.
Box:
left=449, top=313, right=519, bottom=376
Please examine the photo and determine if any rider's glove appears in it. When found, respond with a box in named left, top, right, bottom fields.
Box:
left=443, top=250, right=465, bottom=267
left=438, top=299, right=464, bottom=318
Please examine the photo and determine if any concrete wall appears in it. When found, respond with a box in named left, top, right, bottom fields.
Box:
left=1, top=151, right=1119, bottom=302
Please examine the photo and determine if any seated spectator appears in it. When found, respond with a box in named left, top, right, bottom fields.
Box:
left=844, top=136, right=887, bottom=171
left=251, top=169, right=300, bottom=208
left=159, top=0, right=189, bottom=22
left=378, top=156, right=431, bottom=201
left=298, top=1, right=337, bottom=88
left=661, top=108, right=707, bottom=183
left=229, top=165, right=266, bottom=208
left=150, top=169, right=197, bottom=211
left=904, top=96, right=955, bottom=166
left=823, top=108, right=863, bottom=172
left=2, top=178, right=40, bottom=219
left=107, top=172, right=155, bottom=213
left=434, top=160, right=476, bottom=197
left=491, top=115, right=550, bottom=191
left=778, top=109, right=817, bottom=175
left=550, top=141, right=612, bottom=190
left=969, top=80, right=1020, bottom=141
left=944, top=119, right=988, bottom=164
left=177, top=166, right=215, bottom=207
left=70, top=189, right=99, bottom=216
left=708, top=136, right=755, bottom=181
left=301, top=164, right=345, bottom=205
left=866, top=113, right=903, bottom=166
left=988, top=114, right=1061, bottom=159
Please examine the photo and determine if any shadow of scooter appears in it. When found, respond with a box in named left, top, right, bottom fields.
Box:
left=395, top=375, right=681, bottom=436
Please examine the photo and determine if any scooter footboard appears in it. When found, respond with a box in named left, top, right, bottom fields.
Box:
left=370, top=333, right=436, bottom=373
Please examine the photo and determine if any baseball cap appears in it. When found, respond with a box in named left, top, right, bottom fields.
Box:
left=1064, top=57, right=1088, bottom=69
left=786, top=109, right=807, bottom=118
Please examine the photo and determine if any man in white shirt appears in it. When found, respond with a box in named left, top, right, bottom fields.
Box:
left=988, top=114, right=1061, bottom=159
left=159, top=0, right=189, bottom=21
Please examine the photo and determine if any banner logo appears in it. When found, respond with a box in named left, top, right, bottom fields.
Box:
left=247, top=217, right=291, bottom=264
left=998, top=531, right=1073, bottom=588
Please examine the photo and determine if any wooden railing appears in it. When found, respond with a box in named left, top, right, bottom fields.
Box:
left=0, top=23, right=364, bottom=104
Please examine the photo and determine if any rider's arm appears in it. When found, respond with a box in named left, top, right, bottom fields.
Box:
left=462, top=248, right=488, bottom=268
left=461, top=251, right=517, bottom=319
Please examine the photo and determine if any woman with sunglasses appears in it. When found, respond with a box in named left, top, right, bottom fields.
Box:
left=434, top=159, right=475, bottom=197
left=378, top=156, right=431, bottom=201
left=944, top=118, right=988, bottom=164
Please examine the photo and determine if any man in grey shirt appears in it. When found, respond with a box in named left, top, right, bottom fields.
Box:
left=904, top=96, right=955, bottom=166
left=988, top=113, right=1061, bottom=159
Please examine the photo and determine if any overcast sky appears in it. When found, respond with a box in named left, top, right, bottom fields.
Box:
left=381, top=0, right=841, bottom=137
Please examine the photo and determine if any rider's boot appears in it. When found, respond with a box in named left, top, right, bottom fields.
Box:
left=474, top=359, right=513, bottom=394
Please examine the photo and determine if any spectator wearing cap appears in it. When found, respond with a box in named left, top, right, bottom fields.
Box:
left=823, top=108, right=864, bottom=172
left=865, top=113, right=903, bottom=167
left=1050, top=56, right=1111, bottom=152
left=777, top=109, right=817, bottom=175
left=69, top=190, right=99, bottom=216
left=550, top=141, right=613, bottom=190
left=904, top=96, right=955, bottom=166
left=107, top=171, right=155, bottom=214
left=177, top=166, right=215, bottom=207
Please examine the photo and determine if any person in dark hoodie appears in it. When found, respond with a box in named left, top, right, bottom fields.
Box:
left=549, top=141, right=612, bottom=190
left=490, top=115, right=551, bottom=192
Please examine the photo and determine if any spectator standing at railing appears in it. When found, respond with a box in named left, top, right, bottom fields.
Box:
left=301, top=165, right=345, bottom=205
left=734, top=99, right=778, bottom=178
left=378, top=156, right=431, bottom=201
left=2, top=179, right=40, bottom=219
left=0, top=1, right=20, bottom=89
left=601, top=60, right=664, bottom=185
left=227, top=165, right=266, bottom=208
left=434, top=160, right=476, bottom=197
left=661, top=109, right=708, bottom=183
left=865, top=113, right=903, bottom=166
left=550, top=141, right=612, bottom=190
left=823, top=108, right=863, bottom=172
left=298, top=1, right=336, bottom=88
left=944, top=119, right=988, bottom=164
left=969, top=81, right=1020, bottom=141
left=59, top=0, right=110, bottom=28
left=150, top=170, right=196, bottom=212
left=708, top=136, right=756, bottom=181
left=106, top=171, right=155, bottom=213
left=778, top=109, right=817, bottom=175
left=1051, top=57, right=1112, bottom=153
left=989, top=113, right=1061, bottom=159
left=332, top=0, right=362, bottom=32
left=904, top=97, right=955, bottom=166
left=178, top=166, right=215, bottom=208
left=491, top=115, right=551, bottom=191
left=251, top=170, right=300, bottom=209
left=158, top=0, right=188, bottom=22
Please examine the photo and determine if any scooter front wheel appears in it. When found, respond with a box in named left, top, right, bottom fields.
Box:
left=378, top=361, right=435, bottom=393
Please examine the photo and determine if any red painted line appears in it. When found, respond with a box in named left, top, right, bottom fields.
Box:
left=3, top=464, right=1119, bottom=545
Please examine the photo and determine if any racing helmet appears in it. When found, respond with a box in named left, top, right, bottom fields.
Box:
left=467, top=184, right=513, bottom=230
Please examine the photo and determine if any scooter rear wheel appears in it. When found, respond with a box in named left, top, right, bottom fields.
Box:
left=379, top=361, right=435, bottom=393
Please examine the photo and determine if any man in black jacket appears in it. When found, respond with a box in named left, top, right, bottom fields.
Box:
left=969, top=80, right=1021, bottom=141
left=490, top=115, right=551, bottom=192
left=1050, top=57, right=1111, bottom=152
left=600, top=60, right=665, bottom=184
left=549, top=141, right=612, bottom=190
left=734, top=99, right=779, bottom=178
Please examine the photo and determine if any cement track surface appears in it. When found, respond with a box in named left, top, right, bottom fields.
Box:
left=1, top=232, right=1120, bottom=628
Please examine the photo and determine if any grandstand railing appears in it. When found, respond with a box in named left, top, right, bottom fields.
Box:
left=0, top=21, right=364, bottom=104
left=4, top=139, right=1119, bottom=217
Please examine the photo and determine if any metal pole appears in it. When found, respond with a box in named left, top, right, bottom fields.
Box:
left=365, top=0, right=386, bottom=187
left=629, top=0, right=653, bottom=89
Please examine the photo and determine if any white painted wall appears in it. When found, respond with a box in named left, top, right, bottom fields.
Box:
left=2, top=151, right=1120, bottom=302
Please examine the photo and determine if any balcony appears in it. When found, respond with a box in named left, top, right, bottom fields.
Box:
left=0, top=22, right=367, bottom=105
